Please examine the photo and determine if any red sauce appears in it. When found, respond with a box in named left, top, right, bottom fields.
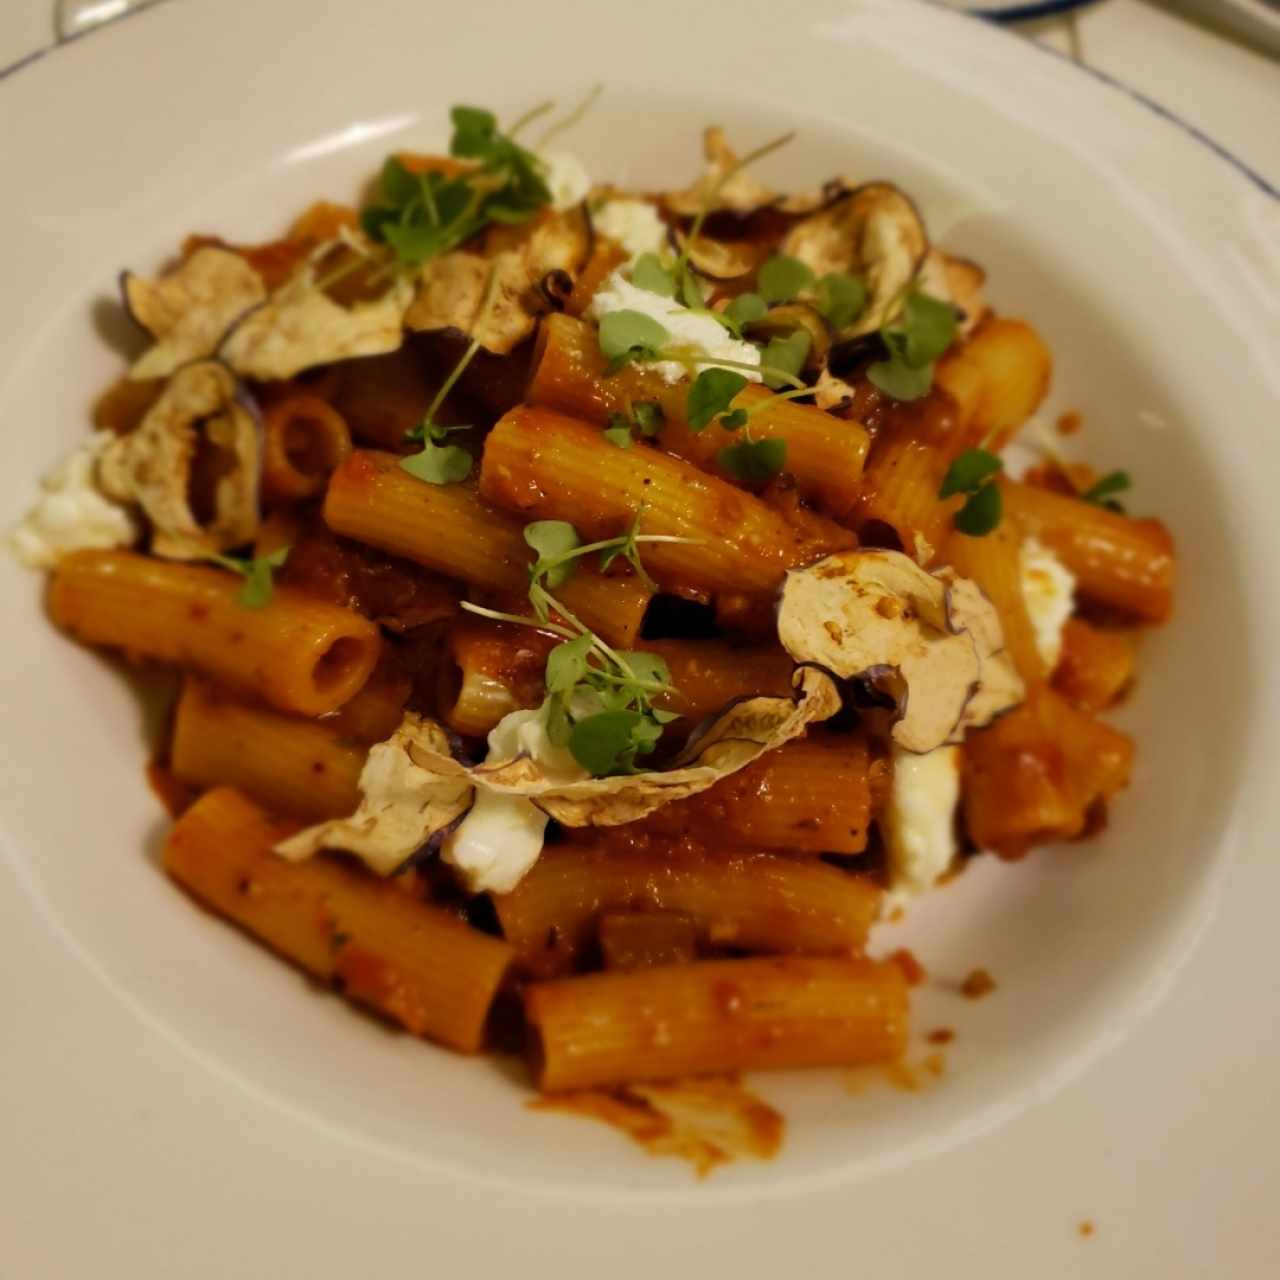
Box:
left=926, top=1028, right=955, bottom=1046
left=960, top=968, right=997, bottom=1000
left=277, top=517, right=458, bottom=632
left=1056, top=410, right=1083, bottom=436
left=531, top=1075, right=783, bottom=1176
left=889, top=948, right=928, bottom=987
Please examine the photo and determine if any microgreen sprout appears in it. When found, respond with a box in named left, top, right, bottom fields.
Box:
left=868, top=290, right=958, bottom=402
left=461, top=514, right=695, bottom=775
left=399, top=267, right=502, bottom=484
left=1080, top=470, right=1131, bottom=513
left=940, top=447, right=1004, bottom=536
left=210, top=546, right=291, bottom=609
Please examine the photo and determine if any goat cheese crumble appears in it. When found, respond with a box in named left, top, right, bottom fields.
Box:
left=1020, top=536, right=1075, bottom=670
left=884, top=744, right=962, bottom=905
left=441, top=698, right=590, bottom=894
left=591, top=197, right=669, bottom=262
left=539, top=151, right=592, bottom=211
left=9, top=431, right=137, bottom=569
left=589, top=270, right=761, bottom=386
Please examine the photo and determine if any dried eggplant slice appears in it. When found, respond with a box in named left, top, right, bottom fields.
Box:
left=124, top=246, right=266, bottom=381
left=98, top=358, right=261, bottom=560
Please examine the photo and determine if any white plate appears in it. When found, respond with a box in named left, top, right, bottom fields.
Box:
left=2, top=0, right=1279, bottom=1273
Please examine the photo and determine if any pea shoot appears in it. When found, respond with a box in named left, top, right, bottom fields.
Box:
left=868, top=291, right=958, bottom=402
left=814, top=272, right=867, bottom=329
left=460, top=515, right=695, bottom=776
left=940, top=447, right=1004, bottom=536
left=399, top=267, right=503, bottom=485
left=603, top=400, right=664, bottom=449
left=210, top=546, right=291, bottom=609
left=360, top=105, right=552, bottom=274
left=1080, top=470, right=1131, bottom=513
left=757, top=254, right=815, bottom=304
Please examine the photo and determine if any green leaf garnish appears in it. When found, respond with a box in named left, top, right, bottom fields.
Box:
left=687, top=368, right=748, bottom=431
left=867, top=290, right=959, bottom=402
left=359, top=102, right=552, bottom=273
left=866, top=341, right=933, bottom=401
left=940, top=447, right=1004, bottom=537
left=615, top=650, right=672, bottom=691
left=603, top=400, right=665, bottom=448
left=524, top=520, right=582, bottom=588
left=716, top=437, right=787, bottom=487
left=598, top=310, right=670, bottom=365
left=400, top=441, right=474, bottom=485
left=814, top=272, right=867, bottom=329
left=760, top=330, right=811, bottom=391
left=719, top=408, right=749, bottom=431
left=210, top=546, right=291, bottom=610
left=568, top=709, right=648, bottom=775
left=953, top=482, right=1003, bottom=537
left=1081, top=470, right=1131, bottom=513
left=463, top=515, right=697, bottom=777
left=901, top=292, right=958, bottom=367
left=940, top=448, right=1004, bottom=499
left=757, top=254, right=816, bottom=304
left=545, top=631, right=595, bottom=693
left=631, top=401, right=665, bottom=437
left=725, top=293, right=767, bottom=330
left=631, top=253, right=677, bottom=298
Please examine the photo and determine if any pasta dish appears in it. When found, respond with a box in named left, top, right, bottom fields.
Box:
left=10, top=99, right=1175, bottom=1156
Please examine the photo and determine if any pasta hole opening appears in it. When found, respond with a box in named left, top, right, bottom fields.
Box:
left=312, top=636, right=368, bottom=695
left=285, top=415, right=337, bottom=478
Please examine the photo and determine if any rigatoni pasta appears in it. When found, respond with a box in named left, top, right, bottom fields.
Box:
left=49, top=549, right=380, bottom=716
left=164, top=787, right=513, bottom=1052
left=15, top=104, right=1177, bottom=1155
left=324, top=450, right=653, bottom=646
left=492, top=844, right=882, bottom=978
left=525, top=955, right=909, bottom=1090
left=171, top=677, right=366, bottom=821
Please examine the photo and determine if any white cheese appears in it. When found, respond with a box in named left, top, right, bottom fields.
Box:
left=1020, top=536, right=1076, bottom=670
left=441, top=699, right=591, bottom=895
left=589, top=270, right=762, bottom=386
left=884, top=744, right=962, bottom=905
left=9, top=431, right=137, bottom=569
left=539, top=151, right=591, bottom=211
left=591, top=197, right=669, bottom=262
left=439, top=786, right=549, bottom=896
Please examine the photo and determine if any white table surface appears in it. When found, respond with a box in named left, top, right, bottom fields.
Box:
left=3, top=0, right=1279, bottom=194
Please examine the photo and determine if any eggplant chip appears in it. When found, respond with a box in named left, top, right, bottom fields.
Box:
left=778, top=549, right=1022, bottom=753
left=124, top=246, right=266, bottom=382
left=664, top=127, right=780, bottom=219
left=98, top=359, right=261, bottom=560
left=404, top=207, right=590, bottom=354
left=780, top=183, right=928, bottom=337
left=274, top=715, right=474, bottom=876
left=218, top=262, right=413, bottom=381
left=275, top=666, right=840, bottom=877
